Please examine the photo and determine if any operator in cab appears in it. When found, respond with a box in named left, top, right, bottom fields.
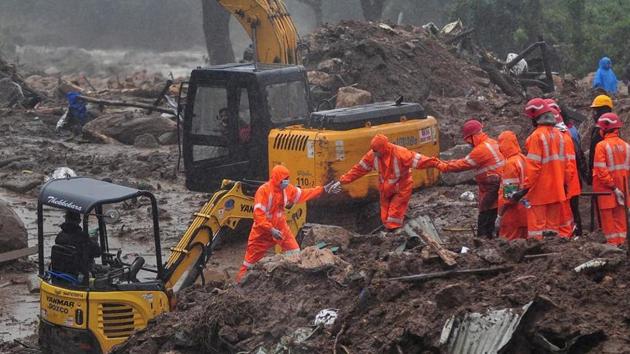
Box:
left=52, top=211, right=101, bottom=282
left=236, top=165, right=341, bottom=281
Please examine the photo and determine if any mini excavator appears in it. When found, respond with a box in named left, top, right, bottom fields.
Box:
left=37, top=177, right=305, bottom=353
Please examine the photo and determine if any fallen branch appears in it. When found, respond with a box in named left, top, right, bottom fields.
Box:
left=78, top=95, right=174, bottom=115
left=383, top=265, right=513, bottom=283
left=410, top=219, right=456, bottom=266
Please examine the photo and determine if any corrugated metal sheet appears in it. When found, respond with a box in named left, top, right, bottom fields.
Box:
left=439, top=301, right=534, bottom=354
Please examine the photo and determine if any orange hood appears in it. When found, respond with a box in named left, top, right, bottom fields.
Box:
left=498, top=131, right=521, bottom=158
left=371, top=134, right=392, bottom=155
left=269, top=164, right=290, bottom=190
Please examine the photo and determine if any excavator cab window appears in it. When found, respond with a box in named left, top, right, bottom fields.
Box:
left=191, top=85, right=230, bottom=162
left=265, top=80, right=309, bottom=124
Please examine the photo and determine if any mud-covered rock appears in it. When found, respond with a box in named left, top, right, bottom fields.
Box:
left=83, top=112, right=176, bottom=145
left=335, top=86, right=373, bottom=108
left=301, top=223, right=352, bottom=250
left=0, top=199, right=28, bottom=253
left=134, top=133, right=159, bottom=148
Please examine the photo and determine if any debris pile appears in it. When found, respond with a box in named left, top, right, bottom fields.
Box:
left=113, top=217, right=630, bottom=353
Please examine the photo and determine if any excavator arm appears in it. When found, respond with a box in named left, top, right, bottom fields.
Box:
left=216, top=0, right=299, bottom=64
left=162, top=180, right=306, bottom=293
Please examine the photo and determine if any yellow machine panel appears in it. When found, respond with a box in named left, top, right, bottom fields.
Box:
left=40, top=281, right=88, bottom=330
left=88, top=290, right=170, bottom=353
left=268, top=117, right=440, bottom=199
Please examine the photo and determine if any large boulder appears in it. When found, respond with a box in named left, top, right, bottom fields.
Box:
left=0, top=199, right=28, bottom=253
left=83, top=112, right=176, bottom=145
left=439, top=144, right=475, bottom=185
left=335, top=86, right=373, bottom=108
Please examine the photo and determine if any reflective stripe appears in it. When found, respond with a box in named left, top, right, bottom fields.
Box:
left=386, top=216, right=403, bottom=224
left=593, top=162, right=607, bottom=168
left=566, top=153, right=576, bottom=160
left=253, top=203, right=267, bottom=212
left=540, top=134, right=550, bottom=159
left=528, top=230, right=543, bottom=237
left=374, top=156, right=379, bottom=172
left=359, top=159, right=371, bottom=171
left=265, top=191, right=273, bottom=219
left=293, top=187, right=302, bottom=204
left=606, top=144, right=615, bottom=170
left=411, top=153, right=423, bottom=169
left=484, top=142, right=502, bottom=164
left=284, top=249, right=300, bottom=256
left=541, top=154, right=566, bottom=163
left=517, top=159, right=525, bottom=186
left=393, top=157, right=401, bottom=178
left=243, top=261, right=253, bottom=268
left=464, top=155, right=477, bottom=166
left=527, top=153, right=542, bottom=162
left=475, top=160, right=505, bottom=176
left=502, top=178, right=520, bottom=185
left=604, top=232, right=626, bottom=240
left=602, top=142, right=630, bottom=171
left=283, top=189, right=288, bottom=207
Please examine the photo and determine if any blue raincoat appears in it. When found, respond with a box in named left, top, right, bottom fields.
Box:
left=592, top=57, right=618, bottom=94
left=66, top=91, right=88, bottom=124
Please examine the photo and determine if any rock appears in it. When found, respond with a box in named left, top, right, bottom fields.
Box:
left=0, top=199, right=28, bottom=253
left=317, top=58, right=344, bottom=73
left=335, top=86, right=373, bottom=108
left=83, top=112, right=176, bottom=145
left=134, top=133, right=159, bottom=149
left=466, top=99, right=483, bottom=111
left=307, top=70, right=336, bottom=88
left=158, top=131, right=178, bottom=145
left=587, top=242, right=625, bottom=257
left=601, top=275, right=614, bottom=287
left=435, top=283, right=465, bottom=309
left=1, top=173, right=44, bottom=193
left=302, top=224, right=352, bottom=250
left=439, top=144, right=475, bottom=185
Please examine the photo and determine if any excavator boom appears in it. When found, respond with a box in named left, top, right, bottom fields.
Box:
left=217, top=0, right=299, bottom=64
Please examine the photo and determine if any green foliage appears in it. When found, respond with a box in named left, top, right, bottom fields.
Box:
left=451, top=0, right=630, bottom=76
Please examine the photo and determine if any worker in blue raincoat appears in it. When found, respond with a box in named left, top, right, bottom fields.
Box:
left=592, top=57, right=618, bottom=95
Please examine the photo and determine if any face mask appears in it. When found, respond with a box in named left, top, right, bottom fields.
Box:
left=280, top=179, right=289, bottom=190
left=372, top=150, right=381, bottom=158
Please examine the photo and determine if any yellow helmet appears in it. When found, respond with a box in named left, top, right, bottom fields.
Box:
left=591, top=95, right=613, bottom=109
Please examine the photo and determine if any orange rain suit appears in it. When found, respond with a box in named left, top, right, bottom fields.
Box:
left=557, top=126, right=579, bottom=237
left=437, top=132, right=505, bottom=211
left=237, top=165, right=323, bottom=281
left=339, top=134, right=438, bottom=230
left=592, top=131, right=630, bottom=246
left=497, top=131, right=528, bottom=240
left=523, top=125, right=572, bottom=239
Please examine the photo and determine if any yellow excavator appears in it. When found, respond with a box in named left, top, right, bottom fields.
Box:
left=180, top=0, right=440, bottom=200
left=37, top=177, right=306, bottom=353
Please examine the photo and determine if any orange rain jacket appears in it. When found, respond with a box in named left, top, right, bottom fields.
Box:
left=497, top=131, right=528, bottom=240
left=593, top=131, right=630, bottom=209
left=523, top=126, right=572, bottom=205
left=438, top=132, right=505, bottom=211
left=340, top=134, right=438, bottom=229
left=238, top=165, right=323, bottom=281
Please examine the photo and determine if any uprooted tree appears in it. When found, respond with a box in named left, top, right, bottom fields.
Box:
left=200, top=0, right=235, bottom=64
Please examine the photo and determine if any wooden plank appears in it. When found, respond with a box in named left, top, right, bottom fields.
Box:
left=385, top=266, right=514, bottom=283
left=0, top=246, right=38, bottom=264
left=409, top=217, right=457, bottom=267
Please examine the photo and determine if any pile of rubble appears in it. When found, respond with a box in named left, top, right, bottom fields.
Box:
left=113, top=213, right=630, bottom=353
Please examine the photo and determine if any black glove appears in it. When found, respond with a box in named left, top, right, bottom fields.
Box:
left=508, top=189, right=529, bottom=203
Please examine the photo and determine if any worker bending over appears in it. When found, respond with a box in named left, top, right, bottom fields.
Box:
left=237, top=165, right=340, bottom=281
left=496, top=131, right=528, bottom=240
left=592, top=113, right=630, bottom=246
left=436, top=119, right=505, bottom=237
left=336, top=134, right=439, bottom=232
left=515, top=98, right=572, bottom=239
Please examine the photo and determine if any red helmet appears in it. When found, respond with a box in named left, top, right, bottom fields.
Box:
left=524, top=98, right=553, bottom=119
left=596, top=113, right=622, bottom=130
left=462, top=119, right=483, bottom=139
left=543, top=98, right=561, bottom=112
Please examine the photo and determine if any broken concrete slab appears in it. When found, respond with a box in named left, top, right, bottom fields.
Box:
left=335, top=86, right=373, bottom=108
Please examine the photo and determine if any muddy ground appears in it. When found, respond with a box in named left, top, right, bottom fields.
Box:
left=1, top=19, right=630, bottom=354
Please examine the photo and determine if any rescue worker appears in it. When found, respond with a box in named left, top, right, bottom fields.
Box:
left=237, top=165, right=340, bottom=281
left=592, top=113, right=630, bottom=246
left=336, top=134, right=439, bottom=232
left=547, top=99, right=578, bottom=237
left=588, top=95, right=614, bottom=184
left=435, top=119, right=505, bottom=238
left=496, top=131, right=528, bottom=240
left=514, top=98, right=572, bottom=239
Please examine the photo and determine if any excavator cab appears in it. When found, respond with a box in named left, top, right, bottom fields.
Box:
left=182, top=63, right=311, bottom=191
left=37, top=177, right=168, bottom=354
